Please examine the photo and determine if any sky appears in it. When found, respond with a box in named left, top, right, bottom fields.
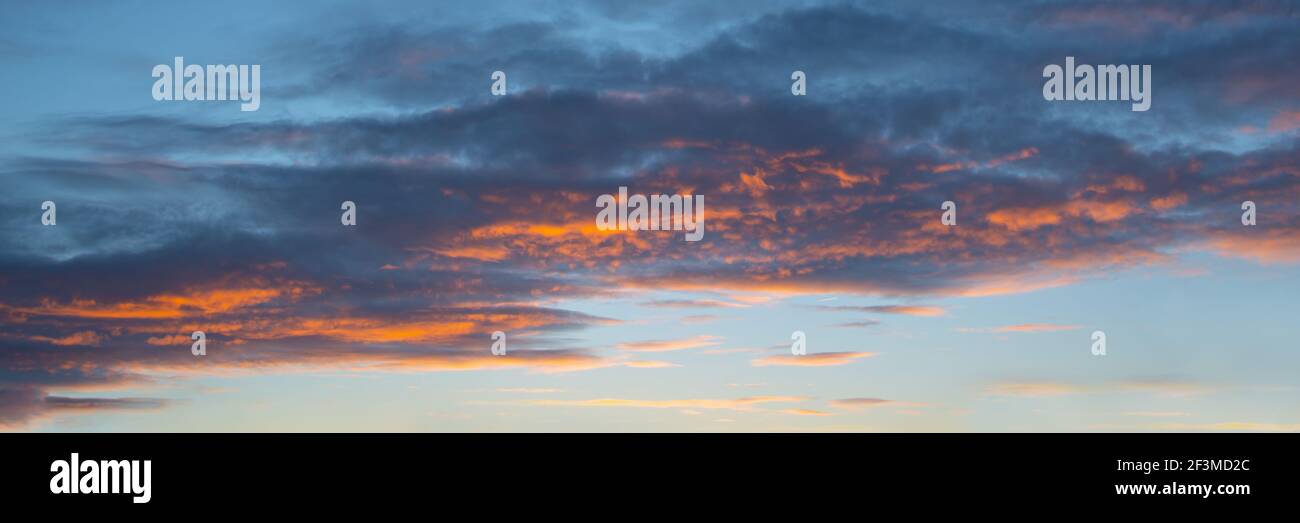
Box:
left=1, top=0, right=1298, bottom=432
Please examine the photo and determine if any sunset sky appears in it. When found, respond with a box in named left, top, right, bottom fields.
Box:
left=1, top=0, right=1298, bottom=432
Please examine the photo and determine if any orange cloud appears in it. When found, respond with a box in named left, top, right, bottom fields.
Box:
left=1205, top=230, right=1300, bottom=264
left=7, top=283, right=309, bottom=320
left=29, top=331, right=103, bottom=346
left=985, top=379, right=1210, bottom=398
left=1113, top=379, right=1211, bottom=398
left=780, top=408, right=831, bottom=416
left=984, top=382, right=1083, bottom=397
left=961, top=323, right=1082, bottom=334
left=751, top=351, right=876, bottom=367
left=145, top=334, right=190, bottom=346
left=872, top=305, right=943, bottom=316
left=142, top=349, right=617, bottom=376
left=1150, top=192, right=1188, bottom=211
left=986, top=207, right=1062, bottom=231
left=829, top=398, right=927, bottom=409
left=921, top=147, right=1038, bottom=173
left=984, top=147, right=1039, bottom=168
left=814, top=305, right=945, bottom=316
left=1067, top=199, right=1136, bottom=223
left=641, top=299, right=749, bottom=309
left=434, top=245, right=512, bottom=261
left=616, top=335, right=722, bottom=352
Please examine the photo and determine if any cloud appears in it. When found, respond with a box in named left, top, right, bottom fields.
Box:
left=1152, top=422, right=1300, bottom=432
left=26, top=331, right=103, bottom=346
left=751, top=352, right=877, bottom=367
left=496, top=388, right=563, bottom=394
left=1123, top=411, right=1189, bottom=417
left=984, top=382, right=1085, bottom=398
left=616, top=335, right=722, bottom=352
left=814, top=305, right=946, bottom=317
left=779, top=408, right=831, bottom=416
left=833, top=320, right=881, bottom=328
left=640, top=299, right=749, bottom=309
left=959, top=323, right=1082, bottom=334
left=623, top=360, right=681, bottom=369
left=1204, top=229, right=1300, bottom=264
left=986, top=378, right=1212, bottom=398
left=829, top=397, right=927, bottom=409
left=0, top=387, right=170, bottom=430
left=529, top=396, right=806, bottom=412
left=1113, top=379, right=1212, bottom=398
left=992, top=323, right=1082, bottom=333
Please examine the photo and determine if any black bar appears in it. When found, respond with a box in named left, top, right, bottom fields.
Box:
left=2, top=433, right=1293, bottom=512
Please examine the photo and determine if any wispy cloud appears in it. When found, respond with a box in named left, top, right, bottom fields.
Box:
left=641, top=299, right=749, bottom=309
left=984, top=382, right=1086, bottom=398
left=1152, top=422, right=1300, bottom=432
left=833, top=320, right=881, bottom=328
left=813, top=305, right=946, bottom=317
left=623, top=360, right=682, bottom=369
left=616, top=335, right=723, bottom=352
left=1, top=388, right=171, bottom=430
left=986, top=379, right=1213, bottom=398
left=496, top=388, right=563, bottom=394
left=752, top=352, right=877, bottom=367
left=959, top=323, right=1082, bottom=334
left=780, top=408, right=832, bottom=416
left=529, top=396, right=806, bottom=412
left=829, top=397, right=927, bottom=409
